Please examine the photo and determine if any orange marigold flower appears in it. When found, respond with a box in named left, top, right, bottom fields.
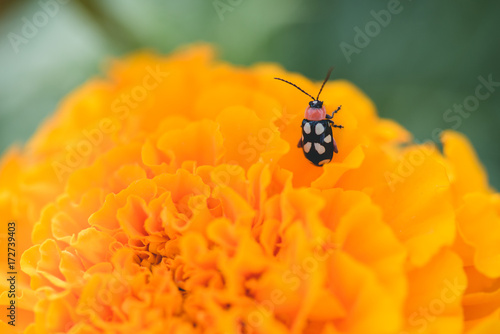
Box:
left=1, top=44, right=499, bottom=334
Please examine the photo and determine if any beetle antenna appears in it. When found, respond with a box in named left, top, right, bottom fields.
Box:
left=316, top=67, right=333, bottom=100
left=274, top=77, right=316, bottom=101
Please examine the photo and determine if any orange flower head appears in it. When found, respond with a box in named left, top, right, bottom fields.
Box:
left=0, top=44, right=499, bottom=334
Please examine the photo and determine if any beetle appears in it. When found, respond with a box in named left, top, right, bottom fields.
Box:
left=274, top=67, right=343, bottom=166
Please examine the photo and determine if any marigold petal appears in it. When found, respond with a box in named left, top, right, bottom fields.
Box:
left=157, top=120, right=224, bottom=166
left=457, top=192, right=500, bottom=278
left=372, top=145, right=456, bottom=267
left=70, top=228, right=116, bottom=266
left=443, top=130, right=490, bottom=197
left=402, top=250, right=467, bottom=334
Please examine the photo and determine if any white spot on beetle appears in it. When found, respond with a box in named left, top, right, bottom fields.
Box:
left=318, top=159, right=331, bottom=165
left=314, top=143, right=326, bottom=154
left=303, top=142, right=312, bottom=153
left=315, top=123, right=325, bottom=135
left=303, top=122, right=311, bottom=134
left=324, top=134, right=332, bottom=143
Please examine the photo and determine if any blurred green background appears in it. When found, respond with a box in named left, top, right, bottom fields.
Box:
left=1, top=0, right=499, bottom=188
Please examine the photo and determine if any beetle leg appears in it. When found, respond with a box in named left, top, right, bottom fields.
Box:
left=297, top=136, right=303, bottom=148
left=327, top=120, right=344, bottom=129
left=332, top=105, right=342, bottom=115
left=327, top=105, right=342, bottom=119
left=332, top=136, right=339, bottom=153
